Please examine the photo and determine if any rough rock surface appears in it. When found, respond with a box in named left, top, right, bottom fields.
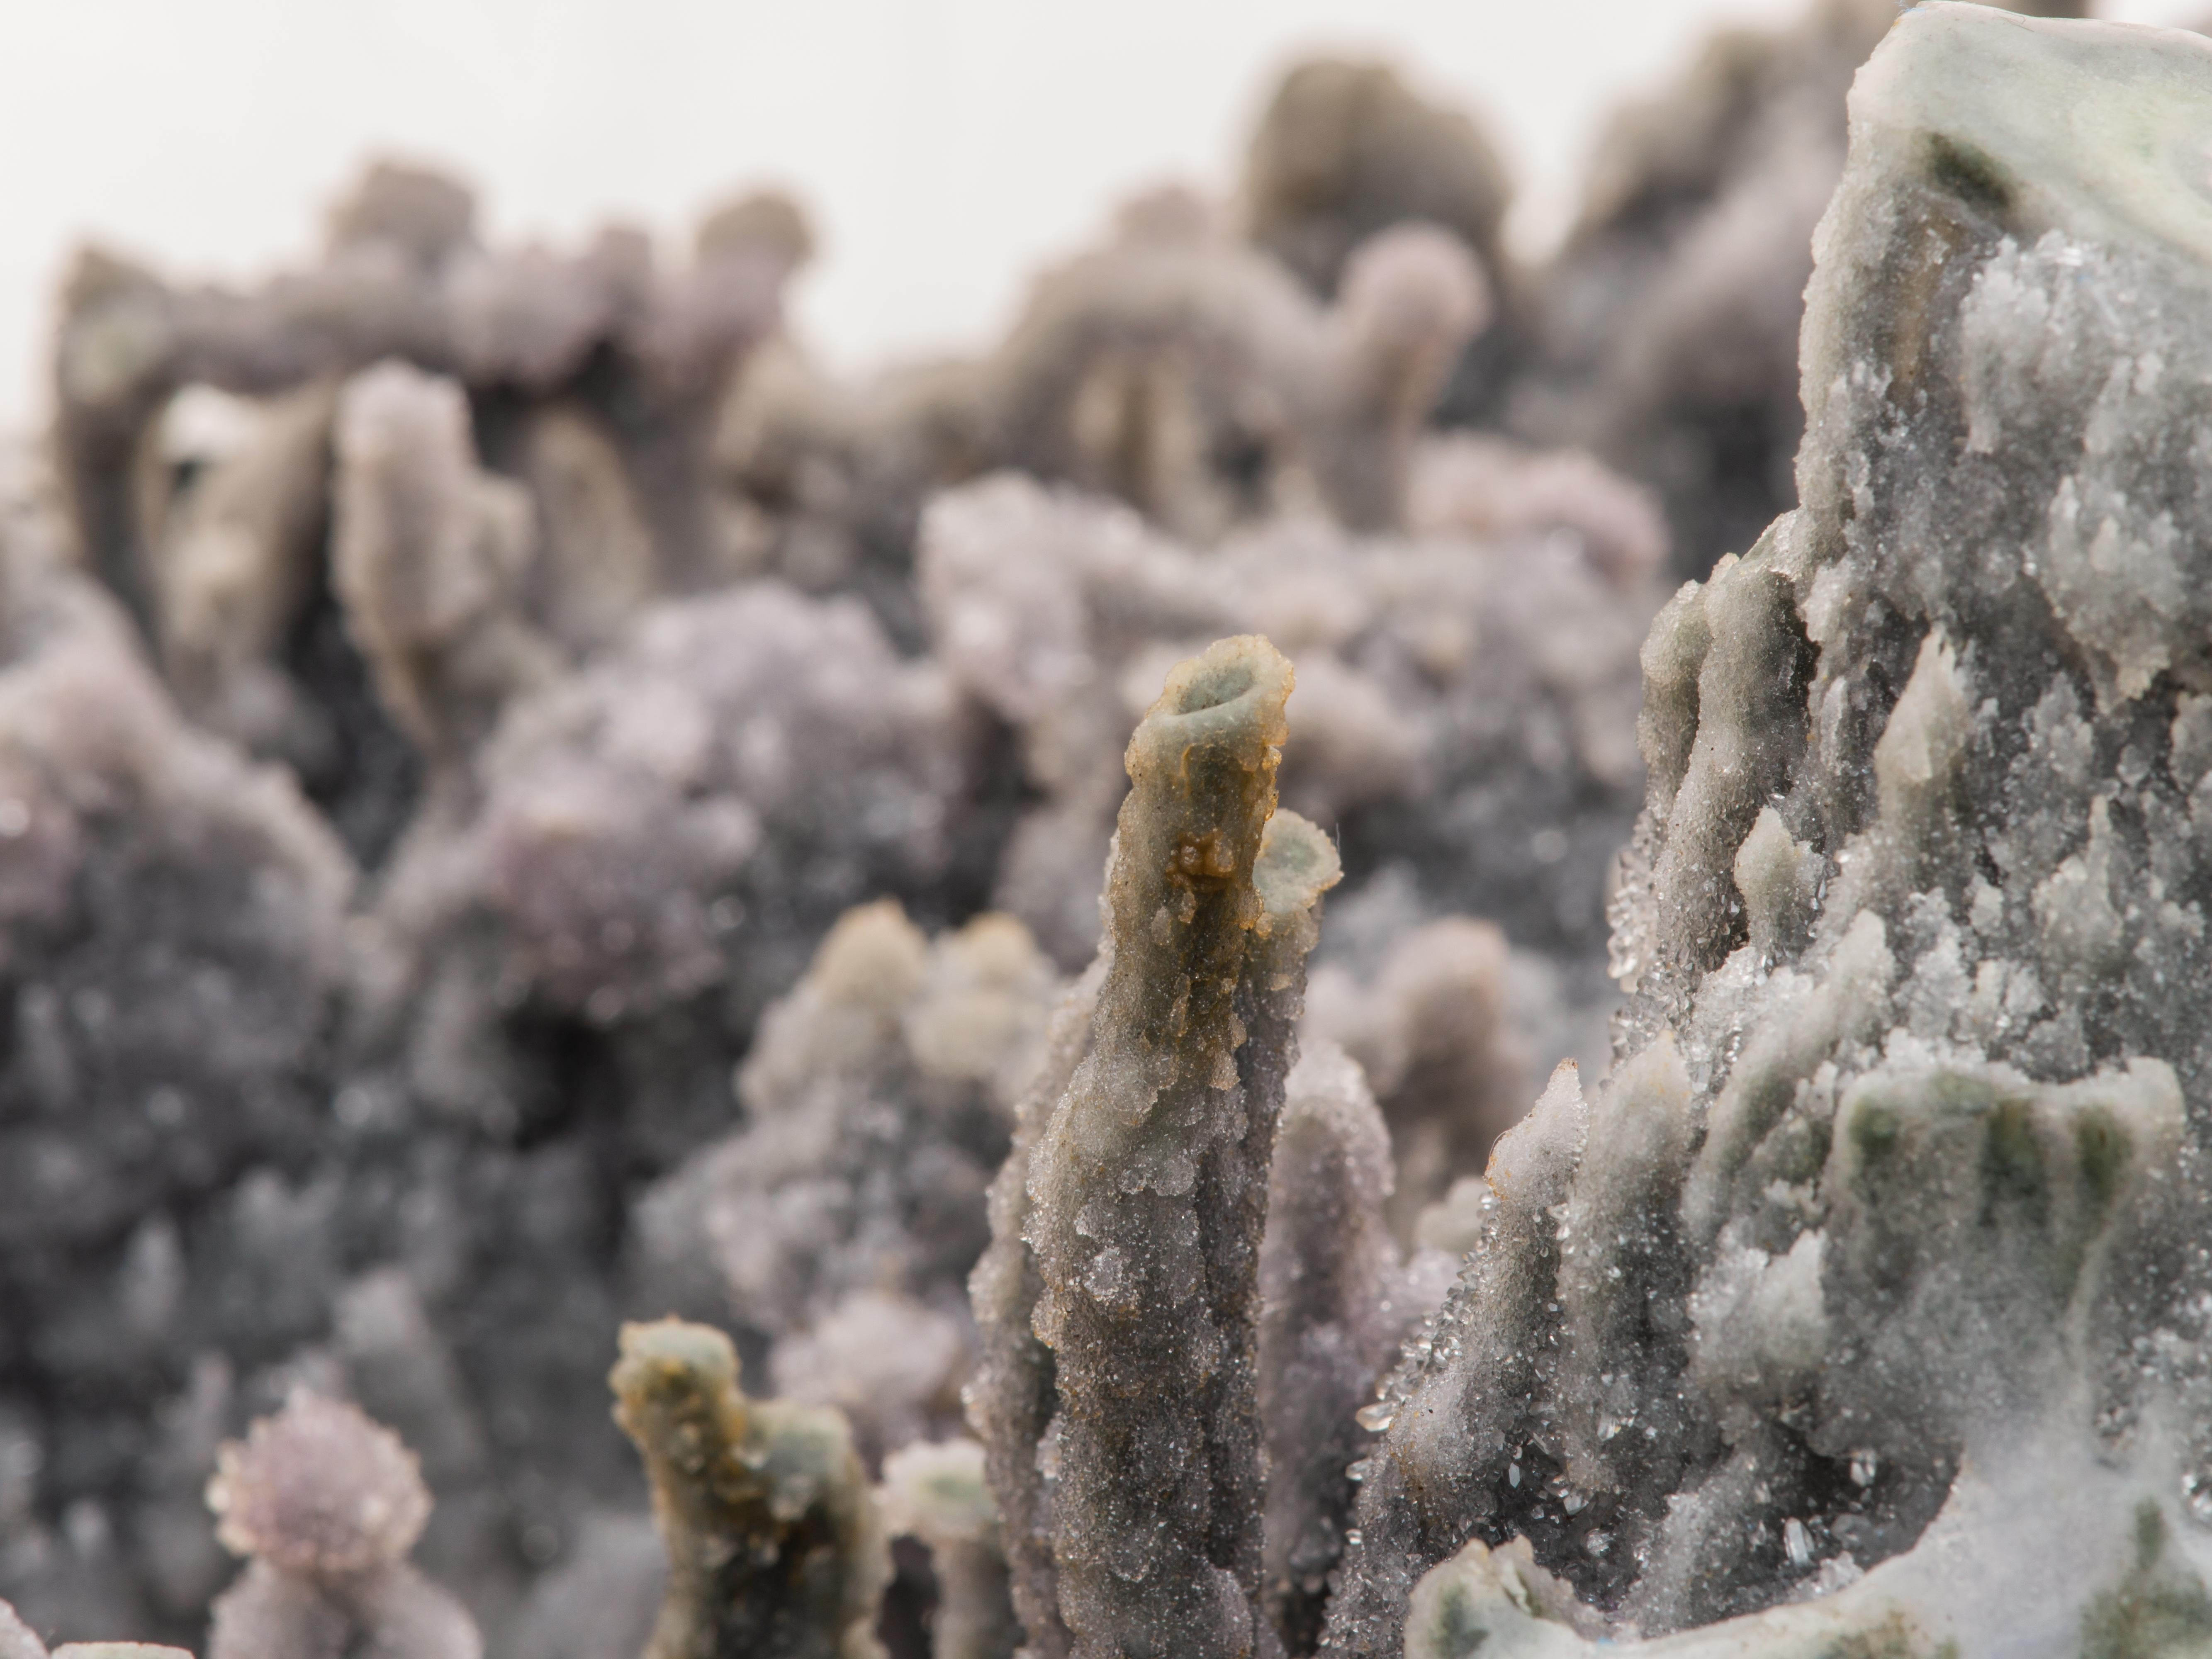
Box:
left=1017, top=637, right=1338, bottom=1659
left=610, top=1318, right=889, bottom=1659
left=1324, top=7, right=2212, bottom=1653
left=919, top=471, right=1655, bottom=976
left=12, top=0, right=2117, bottom=1648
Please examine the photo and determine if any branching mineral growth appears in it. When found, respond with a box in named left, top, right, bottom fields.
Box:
left=1021, top=635, right=1340, bottom=1659
left=1321, top=5, right=2212, bottom=1653
left=203, top=1389, right=480, bottom=1659
left=609, top=1318, right=890, bottom=1659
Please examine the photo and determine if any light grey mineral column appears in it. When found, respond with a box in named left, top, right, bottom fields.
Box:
left=1322, top=7, right=2212, bottom=1655
left=1024, top=635, right=1339, bottom=1659
left=968, top=954, right=1105, bottom=1659
left=1256, top=1043, right=1401, bottom=1657
left=880, top=1439, right=1024, bottom=1659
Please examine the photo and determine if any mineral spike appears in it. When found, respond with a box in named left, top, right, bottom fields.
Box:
left=1322, top=6, right=2212, bottom=1653
left=329, top=360, right=552, bottom=764
left=965, top=955, right=1106, bottom=1659
left=609, top=1318, right=891, bottom=1659
left=1024, top=635, right=1339, bottom=1659
left=1255, top=1044, right=1400, bottom=1657
left=879, top=1440, right=1021, bottom=1659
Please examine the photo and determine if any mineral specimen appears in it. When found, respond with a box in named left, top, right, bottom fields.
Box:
left=962, top=947, right=1106, bottom=1659
left=996, top=636, right=1339, bottom=1659
left=1322, top=5, right=2212, bottom=1653
left=202, top=1390, right=479, bottom=1659
left=1256, top=1044, right=1408, bottom=1655
left=608, top=1318, right=888, bottom=1659
left=32, top=0, right=2211, bottom=1651
left=878, top=1440, right=1019, bottom=1659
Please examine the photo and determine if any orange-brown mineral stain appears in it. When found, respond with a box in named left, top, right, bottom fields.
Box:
left=1167, top=829, right=1238, bottom=889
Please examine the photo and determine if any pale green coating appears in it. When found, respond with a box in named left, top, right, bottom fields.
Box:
left=1841, top=4, right=2212, bottom=270
left=610, top=1318, right=890, bottom=1659
left=1327, top=6, right=2212, bottom=1652
left=881, top=1440, right=1022, bottom=1659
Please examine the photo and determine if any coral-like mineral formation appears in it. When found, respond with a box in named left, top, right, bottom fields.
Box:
left=609, top=1319, right=889, bottom=1659
left=1017, top=636, right=1338, bottom=1659
left=1319, top=5, right=2212, bottom=1654
left=203, top=1390, right=480, bottom=1659
left=19, top=2, right=2212, bottom=1655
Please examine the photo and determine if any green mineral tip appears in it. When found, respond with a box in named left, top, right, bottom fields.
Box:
left=613, top=1316, right=744, bottom=1402
left=611, top=1318, right=751, bottom=1468
left=611, top=1317, right=888, bottom=1659
left=1856, top=3, right=2212, bottom=261
left=1255, top=808, right=1342, bottom=931
left=1124, top=633, right=1293, bottom=783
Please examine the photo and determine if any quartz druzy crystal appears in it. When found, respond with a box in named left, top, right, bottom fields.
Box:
left=978, top=636, right=1341, bottom=1659
left=1256, top=1045, right=1408, bottom=1655
left=608, top=1319, right=889, bottom=1659
left=635, top=900, right=1062, bottom=1462
left=878, top=1439, right=1020, bottom=1659
left=202, top=1390, right=479, bottom=1659
left=1322, top=5, right=2212, bottom=1654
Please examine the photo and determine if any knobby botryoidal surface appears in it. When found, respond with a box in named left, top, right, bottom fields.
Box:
left=11, top=3, right=2212, bottom=1657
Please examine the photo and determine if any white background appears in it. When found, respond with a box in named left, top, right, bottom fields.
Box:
left=0, top=0, right=2201, bottom=431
